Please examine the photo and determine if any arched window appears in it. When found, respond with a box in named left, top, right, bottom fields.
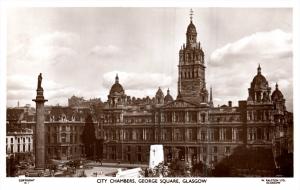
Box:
left=201, top=114, right=206, bottom=123
left=61, top=133, right=67, bottom=143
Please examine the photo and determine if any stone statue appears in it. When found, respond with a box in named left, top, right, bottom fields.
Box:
left=37, top=73, right=43, bottom=89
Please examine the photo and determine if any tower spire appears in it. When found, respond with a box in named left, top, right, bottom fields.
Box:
left=210, top=86, right=213, bottom=102
left=190, top=8, right=194, bottom=22
left=209, top=86, right=214, bottom=107
left=257, top=64, right=261, bottom=74
left=115, top=73, right=119, bottom=83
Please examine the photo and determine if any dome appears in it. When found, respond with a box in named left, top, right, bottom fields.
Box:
left=186, top=21, right=197, bottom=34
left=164, top=89, right=173, bottom=102
left=109, top=74, right=124, bottom=95
left=251, top=65, right=268, bottom=89
left=155, top=87, right=164, bottom=98
left=271, top=83, right=284, bottom=101
left=110, top=83, right=124, bottom=94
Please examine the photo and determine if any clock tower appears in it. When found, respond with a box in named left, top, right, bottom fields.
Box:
left=177, top=9, right=208, bottom=104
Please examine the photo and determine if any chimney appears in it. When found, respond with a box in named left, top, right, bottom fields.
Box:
left=228, top=101, right=232, bottom=107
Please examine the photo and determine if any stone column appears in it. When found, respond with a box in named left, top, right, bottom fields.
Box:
left=32, top=73, right=48, bottom=170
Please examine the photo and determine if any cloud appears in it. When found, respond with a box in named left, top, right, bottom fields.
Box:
left=7, top=74, right=79, bottom=107
left=89, top=45, right=121, bottom=57
left=208, top=29, right=293, bottom=111
left=210, top=29, right=292, bottom=65
left=102, top=71, right=174, bottom=97
left=9, top=31, right=79, bottom=61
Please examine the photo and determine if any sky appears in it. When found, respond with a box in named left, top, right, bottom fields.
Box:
left=6, top=8, right=293, bottom=111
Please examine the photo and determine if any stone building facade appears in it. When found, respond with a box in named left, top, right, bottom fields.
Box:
left=100, top=15, right=293, bottom=168
left=44, top=106, right=92, bottom=161
left=6, top=129, right=33, bottom=157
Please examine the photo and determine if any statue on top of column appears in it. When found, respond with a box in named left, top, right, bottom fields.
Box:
left=37, top=73, right=43, bottom=90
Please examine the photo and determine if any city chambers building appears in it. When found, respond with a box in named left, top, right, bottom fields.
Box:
left=100, top=17, right=293, bottom=167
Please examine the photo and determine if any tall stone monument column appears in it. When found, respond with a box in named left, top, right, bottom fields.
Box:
left=32, top=73, right=48, bottom=170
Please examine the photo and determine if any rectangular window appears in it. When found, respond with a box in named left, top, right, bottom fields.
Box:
left=201, top=114, right=206, bottom=123
left=11, top=145, right=14, bottom=153
left=62, top=147, right=67, bottom=155
left=201, top=132, right=206, bottom=141
left=28, top=144, right=31, bottom=152
left=214, top=129, right=219, bottom=141
left=225, top=146, right=230, bottom=154
left=213, top=146, right=217, bottom=153
left=226, top=128, right=232, bottom=141
left=61, top=133, right=66, bottom=143
left=23, top=144, right=26, bottom=152
left=202, top=147, right=207, bottom=153
left=189, top=130, right=192, bottom=140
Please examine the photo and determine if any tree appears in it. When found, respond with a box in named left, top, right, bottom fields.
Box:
left=276, top=150, right=293, bottom=177
left=81, top=114, right=97, bottom=159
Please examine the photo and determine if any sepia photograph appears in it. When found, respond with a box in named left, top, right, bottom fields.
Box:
left=1, top=1, right=299, bottom=189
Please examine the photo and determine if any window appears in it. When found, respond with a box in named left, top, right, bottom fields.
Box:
left=23, top=144, right=26, bottom=152
left=62, top=147, right=67, bottom=155
left=11, top=145, right=13, bottom=153
left=213, top=146, right=218, bottom=153
left=189, top=130, right=192, bottom=140
left=61, top=133, right=67, bottom=143
left=257, top=128, right=262, bottom=140
left=203, top=156, right=207, bottom=162
left=201, top=131, right=206, bottom=141
left=226, top=128, right=232, bottom=141
left=201, top=114, right=206, bottom=123
left=163, top=132, right=167, bottom=141
left=17, top=144, right=20, bottom=152
left=214, top=129, right=219, bottom=141
left=202, top=147, right=207, bottom=153
left=18, top=138, right=20, bottom=143
left=225, top=146, right=230, bottom=154
left=28, top=144, right=31, bottom=152
left=175, top=132, right=180, bottom=141
left=11, top=138, right=13, bottom=143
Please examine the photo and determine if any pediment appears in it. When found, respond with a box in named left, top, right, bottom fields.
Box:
left=162, top=99, right=199, bottom=108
